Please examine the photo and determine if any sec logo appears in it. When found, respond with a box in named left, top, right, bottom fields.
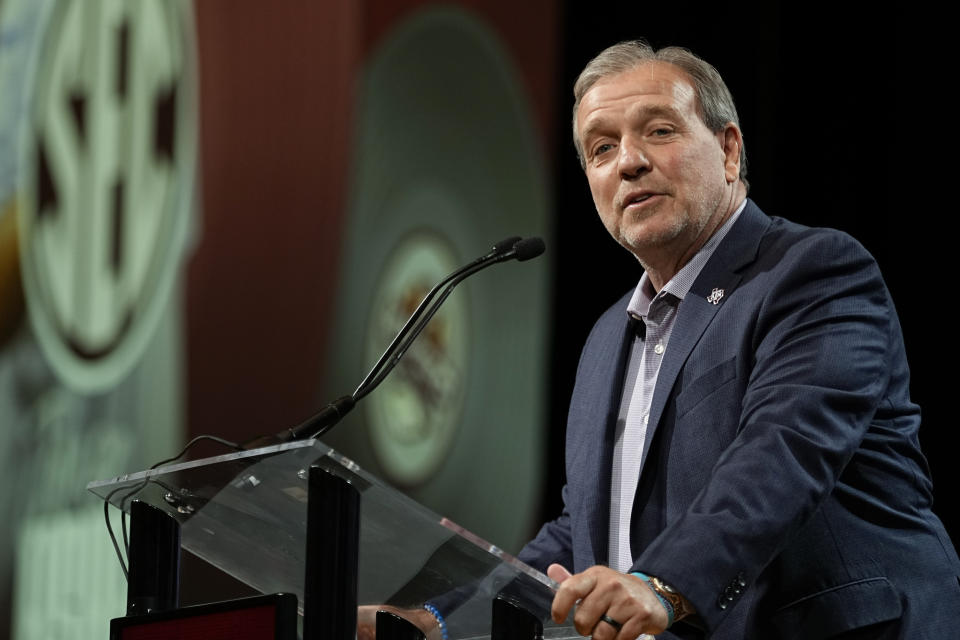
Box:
left=17, top=0, right=196, bottom=393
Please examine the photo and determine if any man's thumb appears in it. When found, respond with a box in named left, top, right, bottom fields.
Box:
left=547, top=563, right=573, bottom=584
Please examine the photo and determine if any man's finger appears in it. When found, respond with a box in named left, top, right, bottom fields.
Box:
left=551, top=571, right=597, bottom=623
left=570, top=578, right=615, bottom=637
left=547, top=563, right=573, bottom=584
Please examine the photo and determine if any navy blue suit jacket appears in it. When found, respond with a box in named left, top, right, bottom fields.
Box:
left=519, top=201, right=960, bottom=638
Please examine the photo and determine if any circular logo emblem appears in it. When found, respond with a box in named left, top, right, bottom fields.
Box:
left=17, top=0, right=196, bottom=393
left=365, top=231, right=469, bottom=486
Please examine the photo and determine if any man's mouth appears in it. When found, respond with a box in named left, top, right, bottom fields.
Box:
left=622, top=192, right=658, bottom=210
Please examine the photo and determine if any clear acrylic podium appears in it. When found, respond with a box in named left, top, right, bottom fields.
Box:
left=88, top=439, right=579, bottom=639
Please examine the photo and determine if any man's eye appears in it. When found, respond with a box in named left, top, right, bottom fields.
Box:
left=593, top=143, right=614, bottom=156
left=652, top=128, right=673, bottom=136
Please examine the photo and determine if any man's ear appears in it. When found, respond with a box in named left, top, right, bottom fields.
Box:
left=720, top=124, right=743, bottom=183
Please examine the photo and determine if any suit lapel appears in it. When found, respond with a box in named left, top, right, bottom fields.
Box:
left=640, top=201, right=772, bottom=464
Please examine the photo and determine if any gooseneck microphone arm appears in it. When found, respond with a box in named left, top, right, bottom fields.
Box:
left=354, top=236, right=545, bottom=403
left=352, top=236, right=520, bottom=399
left=273, top=236, right=545, bottom=444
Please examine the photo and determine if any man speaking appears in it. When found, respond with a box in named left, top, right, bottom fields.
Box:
left=515, top=40, right=960, bottom=639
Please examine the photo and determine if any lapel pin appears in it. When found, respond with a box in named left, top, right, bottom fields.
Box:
left=706, top=288, right=725, bottom=305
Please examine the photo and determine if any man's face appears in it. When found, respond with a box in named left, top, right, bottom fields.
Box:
left=576, top=62, right=740, bottom=267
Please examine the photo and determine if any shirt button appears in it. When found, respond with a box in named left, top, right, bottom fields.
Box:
left=654, top=343, right=665, bottom=355
left=643, top=414, right=649, bottom=426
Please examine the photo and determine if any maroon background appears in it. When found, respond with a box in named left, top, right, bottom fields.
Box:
left=186, top=0, right=557, bottom=446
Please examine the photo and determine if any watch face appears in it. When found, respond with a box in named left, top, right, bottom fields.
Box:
left=657, top=578, right=677, bottom=593
left=17, top=0, right=196, bottom=393
left=364, top=229, right=469, bottom=487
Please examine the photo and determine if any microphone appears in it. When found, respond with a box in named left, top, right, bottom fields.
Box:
left=503, top=236, right=545, bottom=262
left=264, top=235, right=545, bottom=445
left=518, top=237, right=546, bottom=260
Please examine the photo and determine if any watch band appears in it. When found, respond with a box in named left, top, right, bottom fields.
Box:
left=632, top=572, right=695, bottom=625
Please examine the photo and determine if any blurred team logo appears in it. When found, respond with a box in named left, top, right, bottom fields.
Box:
left=17, top=0, right=196, bottom=393
left=364, top=231, right=469, bottom=486
left=0, top=0, right=42, bottom=348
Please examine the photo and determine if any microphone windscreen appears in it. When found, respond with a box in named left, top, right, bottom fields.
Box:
left=492, top=236, right=522, bottom=255
left=515, top=237, right=545, bottom=261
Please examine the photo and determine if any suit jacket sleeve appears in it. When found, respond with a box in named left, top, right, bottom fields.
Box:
left=516, top=483, right=575, bottom=572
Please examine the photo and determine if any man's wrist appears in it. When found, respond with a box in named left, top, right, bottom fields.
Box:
left=422, top=603, right=449, bottom=640
left=631, top=572, right=696, bottom=626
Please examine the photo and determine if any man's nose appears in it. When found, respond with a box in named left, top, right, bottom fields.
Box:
left=618, top=138, right=650, bottom=178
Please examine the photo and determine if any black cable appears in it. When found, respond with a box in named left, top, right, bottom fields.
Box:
left=104, top=434, right=243, bottom=580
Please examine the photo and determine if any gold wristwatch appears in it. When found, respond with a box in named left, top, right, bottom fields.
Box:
left=648, top=576, right=696, bottom=623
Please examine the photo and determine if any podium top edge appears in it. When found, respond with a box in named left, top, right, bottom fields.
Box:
left=85, top=438, right=325, bottom=492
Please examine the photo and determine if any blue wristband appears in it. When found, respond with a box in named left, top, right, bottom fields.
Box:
left=423, top=603, right=449, bottom=640
left=631, top=572, right=675, bottom=627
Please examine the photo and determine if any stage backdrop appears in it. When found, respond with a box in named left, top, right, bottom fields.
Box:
left=0, top=0, right=557, bottom=637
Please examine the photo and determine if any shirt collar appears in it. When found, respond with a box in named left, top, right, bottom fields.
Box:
left=627, top=199, right=747, bottom=320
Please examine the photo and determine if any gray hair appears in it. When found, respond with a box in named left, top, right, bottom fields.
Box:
left=572, top=40, right=748, bottom=188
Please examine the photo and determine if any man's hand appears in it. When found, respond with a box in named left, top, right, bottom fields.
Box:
left=356, top=604, right=443, bottom=640
left=548, top=564, right=668, bottom=640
